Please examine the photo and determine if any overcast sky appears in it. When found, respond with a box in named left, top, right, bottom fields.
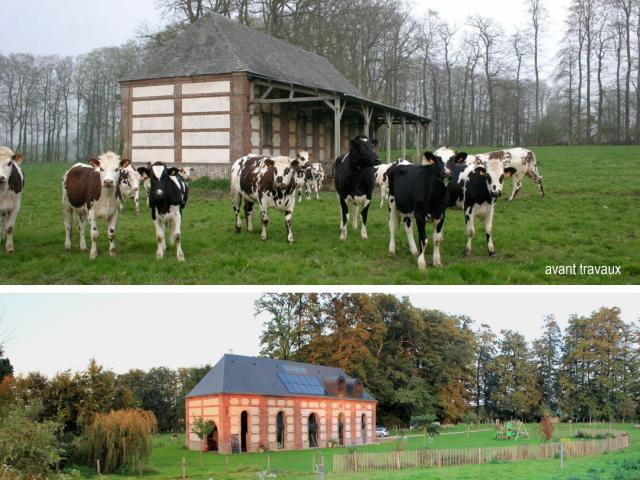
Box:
left=0, top=0, right=569, bottom=79
left=1, top=291, right=638, bottom=377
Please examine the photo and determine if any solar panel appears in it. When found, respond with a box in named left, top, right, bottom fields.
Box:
left=278, top=373, right=325, bottom=395
left=283, top=364, right=308, bottom=375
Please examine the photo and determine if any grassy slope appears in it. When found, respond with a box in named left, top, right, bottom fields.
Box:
left=76, top=423, right=639, bottom=480
left=1, top=145, right=639, bottom=284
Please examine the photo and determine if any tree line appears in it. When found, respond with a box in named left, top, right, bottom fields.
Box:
left=256, top=294, right=640, bottom=426
left=0, top=0, right=638, bottom=162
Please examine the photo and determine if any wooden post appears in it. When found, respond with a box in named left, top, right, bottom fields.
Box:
left=96, top=459, right=101, bottom=476
left=361, top=104, right=373, bottom=138
left=385, top=112, right=392, bottom=163
left=560, top=443, right=564, bottom=471
left=401, top=116, right=407, bottom=160
left=334, top=98, right=342, bottom=159
left=181, top=457, right=186, bottom=480
left=267, top=454, right=271, bottom=472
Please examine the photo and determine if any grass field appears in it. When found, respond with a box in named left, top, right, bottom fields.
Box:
left=71, top=423, right=639, bottom=480
left=1, top=145, right=639, bottom=284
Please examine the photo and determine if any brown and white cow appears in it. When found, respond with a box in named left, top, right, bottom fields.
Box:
left=62, top=152, right=130, bottom=259
left=299, top=162, right=325, bottom=201
left=0, top=146, right=25, bottom=253
left=118, top=162, right=142, bottom=215
left=435, top=146, right=544, bottom=201
left=231, top=154, right=300, bottom=243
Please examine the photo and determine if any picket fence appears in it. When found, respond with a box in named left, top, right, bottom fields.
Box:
left=332, top=430, right=630, bottom=473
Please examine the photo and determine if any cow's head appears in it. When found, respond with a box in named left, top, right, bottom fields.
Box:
left=473, top=157, right=504, bottom=198
left=137, top=162, right=180, bottom=200
left=423, top=151, right=451, bottom=179
left=0, top=147, right=23, bottom=187
left=178, top=167, right=192, bottom=181
left=296, top=151, right=310, bottom=166
left=445, top=151, right=468, bottom=174
left=89, top=151, right=129, bottom=189
left=269, top=157, right=301, bottom=191
left=350, top=136, right=379, bottom=168
left=119, top=162, right=142, bottom=189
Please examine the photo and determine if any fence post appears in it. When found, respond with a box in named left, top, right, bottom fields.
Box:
left=560, top=443, right=564, bottom=471
left=181, top=457, right=187, bottom=480
left=96, top=459, right=101, bottom=476
left=353, top=451, right=357, bottom=472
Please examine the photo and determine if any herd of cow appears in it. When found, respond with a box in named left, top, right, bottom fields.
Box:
left=0, top=137, right=543, bottom=270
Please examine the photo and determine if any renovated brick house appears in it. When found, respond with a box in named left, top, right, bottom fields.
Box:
left=120, top=14, right=429, bottom=179
left=185, top=354, right=377, bottom=453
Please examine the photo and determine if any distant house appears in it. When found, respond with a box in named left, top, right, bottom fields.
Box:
left=120, top=14, right=429, bottom=178
left=185, top=354, right=376, bottom=453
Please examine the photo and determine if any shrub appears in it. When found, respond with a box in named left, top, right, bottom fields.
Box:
left=0, top=404, right=62, bottom=477
left=539, top=411, right=555, bottom=441
left=86, top=408, right=157, bottom=473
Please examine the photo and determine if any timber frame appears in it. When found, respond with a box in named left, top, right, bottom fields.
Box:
left=249, top=77, right=430, bottom=163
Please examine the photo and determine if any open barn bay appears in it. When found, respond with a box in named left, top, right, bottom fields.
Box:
left=1, top=145, right=638, bottom=285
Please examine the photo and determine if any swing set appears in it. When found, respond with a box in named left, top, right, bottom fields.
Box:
left=494, top=420, right=529, bottom=440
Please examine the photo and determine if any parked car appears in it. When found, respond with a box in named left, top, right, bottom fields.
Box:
left=376, top=427, right=389, bottom=438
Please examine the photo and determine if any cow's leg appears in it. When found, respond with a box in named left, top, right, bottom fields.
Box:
left=244, top=201, right=254, bottom=233
left=380, top=183, right=387, bottom=208
left=107, top=213, right=117, bottom=257
left=284, top=205, right=294, bottom=244
left=306, top=181, right=311, bottom=200
left=64, top=205, right=74, bottom=251
left=4, top=207, right=19, bottom=253
left=173, top=213, right=185, bottom=262
left=119, top=199, right=125, bottom=212
left=134, top=189, right=140, bottom=215
left=432, top=215, right=445, bottom=267
left=155, top=218, right=165, bottom=260
left=388, top=197, right=398, bottom=254
left=464, top=206, right=475, bottom=257
left=360, top=197, right=371, bottom=240
left=527, top=169, right=545, bottom=198
left=403, top=216, right=419, bottom=256
left=233, top=191, right=243, bottom=233
left=339, top=196, right=349, bottom=240
left=88, top=211, right=99, bottom=260
left=314, top=179, right=320, bottom=200
left=0, top=213, right=5, bottom=242
left=78, top=212, right=88, bottom=251
left=508, top=172, right=524, bottom=202
left=484, top=204, right=496, bottom=257
left=260, top=200, right=270, bottom=241
left=415, top=214, right=428, bottom=271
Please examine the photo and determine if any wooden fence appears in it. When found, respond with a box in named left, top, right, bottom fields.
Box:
left=332, top=430, right=630, bottom=473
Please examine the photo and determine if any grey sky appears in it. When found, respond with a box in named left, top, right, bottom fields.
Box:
left=2, top=291, right=638, bottom=377
left=1, top=0, right=568, bottom=79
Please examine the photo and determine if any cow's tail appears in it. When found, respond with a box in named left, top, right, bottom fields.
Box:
left=528, top=150, right=544, bottom=198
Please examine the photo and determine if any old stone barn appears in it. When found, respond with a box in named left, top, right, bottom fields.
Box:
left=120, top=14, right=429, bottom=178
left=185, top=354, right=376, bottom=453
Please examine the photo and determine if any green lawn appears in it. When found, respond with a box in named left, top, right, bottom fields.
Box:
left=1, top=145, right=639, bottom=284
left=71, top=423, right=639, bottom=480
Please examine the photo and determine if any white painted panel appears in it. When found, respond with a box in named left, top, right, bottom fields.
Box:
left=273, top=117, right=281, bottom=130
left=182, top=131, right=229, bottom=146
left=132, top=99, right=174, bottom=115
left=273, top=133, right=281, bottom=148
left=251, top=132, right=261, bottom=148
left=182, top=114, right=230, bottom=130
left=132, top=116, right=174, bottom=131
left=251, top=115, right=260, bottom=129
left=182, top=81, right=230, bottom=95
left=132, top=132, right=175, bottom=147
left=182, top=96, right=230, bottom=113
left=132, top=84, right=174, bottom=98
left=132, top=149, right=174, bottom=163
left=182, top=149, right=230, bottom=164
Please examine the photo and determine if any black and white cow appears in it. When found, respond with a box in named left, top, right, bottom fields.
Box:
left=436, top=146, right=543, bottom=202
left=0, top=146, right=24, bottom=253
left=118, top=162, right=142, bottom=215
left=334, top=136, right=380, bottom=240
left=231, top=154, right=301, bottom=243
left=299, top=162, right=325, bottom=201
left=387, top=152, right=451, bottom=270
left=446, top=153, right=505, bottom=257
left=375, top=159, right=411, bottom=208
left=62, top=152, right=130, bottom=259
left=137, top=162, right=189, bottom=261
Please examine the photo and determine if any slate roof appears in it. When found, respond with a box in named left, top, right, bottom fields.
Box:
left=186, top=354, right=374, bottom=400
left=123, top=14, right=363, bottom=97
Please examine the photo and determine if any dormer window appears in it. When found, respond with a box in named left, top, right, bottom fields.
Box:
left=338, top=378, right=345, bottom=397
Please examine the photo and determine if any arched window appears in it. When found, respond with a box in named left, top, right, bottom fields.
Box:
left=277, top=411, right=285, bottom=449
left=338, top=413, right=345, bottom=446
left=207, top=421, right=219, bottom=451
left=338, top=378, right=345, bottom=397
left=354, top=381, right=362, bottom=398
left=241, top=411, right=249, bottom=452
left=360, top=414, right=366, bottom=444
left=308, top=413, right=318, bottom=448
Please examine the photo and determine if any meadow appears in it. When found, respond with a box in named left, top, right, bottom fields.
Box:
left=71, top=423, right=639, bottom=480
left=1, top=145, right=639, bottom=284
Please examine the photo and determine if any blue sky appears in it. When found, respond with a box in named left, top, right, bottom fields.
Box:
left=1, top=291, right=637, bottom=377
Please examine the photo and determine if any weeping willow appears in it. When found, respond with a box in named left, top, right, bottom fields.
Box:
left=87, top=409, right=157, bottom=473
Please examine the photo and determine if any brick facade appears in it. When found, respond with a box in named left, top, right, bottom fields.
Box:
left=186, top=393, right=376, bottom=454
